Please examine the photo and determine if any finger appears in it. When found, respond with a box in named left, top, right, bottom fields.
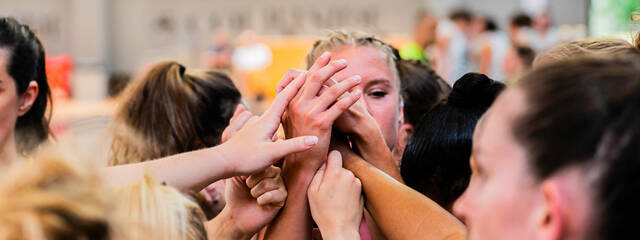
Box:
left=312, top=75, right=361, bottom=113
left=250, top=176, right=281, bottom=198
left=325, top=150, right=343, bottom=175
left=262, top=72, right=307, bottom=127
left=307, top=51, right=332, bottom=74
left=276, top=69, right=306, bottom=94
left=246, top=115, right=259, bottom=126
left=267, top=135, right=318, bottom=161
left=246, top=166, right=280, bottom=188
left=257, top=188, right=287, bottom=206
left=300, top=59, right=348, bottom=101
left=308, top=162, right=327, bottom=193
left=231, top=104, right=247, bottom=120
left=221, top=111, right=254, bottom=142
left=323, top=89, right=362, bottom=123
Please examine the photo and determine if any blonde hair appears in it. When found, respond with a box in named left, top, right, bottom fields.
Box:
left=0, top=147, right=115, bottom=240
left=533, top=34, right=640, bottom=68
left=108, top=61, right=240, bottom=166
left=306, top=30, right=400, bottom=89
left=113, top=174, right=207, bottom=240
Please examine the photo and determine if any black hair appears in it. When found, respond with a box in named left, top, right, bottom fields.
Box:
left=0, top=17, right=52, bottom=154
left=401, top=73, right=504, bottom=211
left=449, top=9, right=473, bottom=23
left=485, top=17, right=498, bottom=32
left=396, top=59, right=450, bottom=127
left=514, top=57, right=640, bottom=239
left=515, top=45, right=536, bottom=68
left=510, top=13, right=532, bottom=28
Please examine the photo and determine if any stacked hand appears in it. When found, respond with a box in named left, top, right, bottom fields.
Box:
left=308, top=151, right=363, bottom=240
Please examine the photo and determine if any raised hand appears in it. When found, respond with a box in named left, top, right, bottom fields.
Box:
left=308, top=150, right=363, bottom=240
left=219, top=72, right=319, bottom=176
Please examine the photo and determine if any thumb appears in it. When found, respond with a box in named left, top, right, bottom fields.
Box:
left=268, top=136, right=318, bottom=160
left=325, top=150, right=343, bottom=174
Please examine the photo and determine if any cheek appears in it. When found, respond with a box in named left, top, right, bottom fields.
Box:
left=364, top=97, right=399, bottom=146
left=0, top=91, right=20, bottom=141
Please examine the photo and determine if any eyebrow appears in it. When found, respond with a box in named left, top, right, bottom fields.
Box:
left=364, top=79, right=392, bottom=89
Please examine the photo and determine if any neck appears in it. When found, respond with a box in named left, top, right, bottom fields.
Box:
left=0, top=130, right=20, bottom=165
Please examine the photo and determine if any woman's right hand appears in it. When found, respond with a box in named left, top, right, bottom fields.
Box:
left=218, top=72, right=319, bottom=176
left=308, top=151, right=363, bottom=240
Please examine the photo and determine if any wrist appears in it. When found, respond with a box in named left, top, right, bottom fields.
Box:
left=207, top=207, right=251, bottom=240
left=321, top=225, right=361, bottom=240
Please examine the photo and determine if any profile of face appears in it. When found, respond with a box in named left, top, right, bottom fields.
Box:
left=415, top=16, right=438, bottom=47
left=329, top=46, right=401, bottom=148
left=453, top=88, right=544, bottom=240
left=0, top=48, right=37, bottom=157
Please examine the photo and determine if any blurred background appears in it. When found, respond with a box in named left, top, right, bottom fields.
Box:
left=1, top=0, right=638, bottom=161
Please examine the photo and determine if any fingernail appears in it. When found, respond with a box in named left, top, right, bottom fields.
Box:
left=352, top=75, right=361, bottom=83
left=353, top=89, right=362, bottom=97
left=305, top=136, right=319, bottom=146
left=320, top=51, right=330, bottom=59
left=335, top=59, right=347, bottom=66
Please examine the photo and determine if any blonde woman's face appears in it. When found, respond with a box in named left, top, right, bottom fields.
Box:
left=0, top=48, right=20, bottom=155
left=329, top=46, right=401, bottom=149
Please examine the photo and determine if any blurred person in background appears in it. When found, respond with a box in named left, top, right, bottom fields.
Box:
left=400, top=10, right=438, bottom=64
left=0, top=17, right=51, bottom=165
left=393, top=59, right=451, bottom=164
left=529, top=11, right=560, bottom=51
left=435, top=9, right=474, bottom=84
left=470, top=15, right=510, bottom=81
left=503, top=45, right=535, bottom=83
left=205, top=29, right=234, bottom=70
left=507, top=13, right=534, bottom=46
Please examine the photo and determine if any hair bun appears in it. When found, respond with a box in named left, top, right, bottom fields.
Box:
left=447, top=73, right=505, bottom=109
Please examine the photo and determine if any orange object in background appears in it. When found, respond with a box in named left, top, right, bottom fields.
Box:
left=46, top=55, right=73, bottom=100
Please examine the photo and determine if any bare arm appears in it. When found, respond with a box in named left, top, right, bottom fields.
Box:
left=340, top=148, right=467, bottom=240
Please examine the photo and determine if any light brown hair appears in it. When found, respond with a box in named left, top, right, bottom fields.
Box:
left=108, top=61, right=241, bottom=166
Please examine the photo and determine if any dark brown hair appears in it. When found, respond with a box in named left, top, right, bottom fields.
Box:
left=514, top=57, right=640, bottom=239
left=108, top=61, right=241, bottom=165
left=396, top=59, right=450, bottom=127
left=0, top=17, right=52, bottom=154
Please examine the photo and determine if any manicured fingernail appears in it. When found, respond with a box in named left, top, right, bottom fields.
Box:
left=353, top=75, right=361, bottom=83
left=320, top=51, right=330, bottom=59
left=335, top=59, right=347, bottom=67
left=305, top=136, right=319, bottom=146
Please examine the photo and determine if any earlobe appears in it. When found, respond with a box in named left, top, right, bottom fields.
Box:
left=17, top=81, right=39, bottom=117
left=540, top=180, right=564, bottom=240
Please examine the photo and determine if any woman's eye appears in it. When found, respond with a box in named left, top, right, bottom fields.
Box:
left=369, top=91, right=387, bottom=98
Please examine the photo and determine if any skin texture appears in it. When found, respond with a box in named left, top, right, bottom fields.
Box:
left=453, top=87, right=594, bottom=240
left=453, top=88, right=544, bottom=240
left=0, top=47, right=38, bottom=165
left=264, top=51, right=363, bottom=240
left=331, top=137, right=467, bottom=240
left=101, top=74, right=317, bottom=192
left=308, top=151, right=363, bottom=240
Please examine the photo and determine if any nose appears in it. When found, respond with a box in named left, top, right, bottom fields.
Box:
left=452, top=191, right=469, bottom=224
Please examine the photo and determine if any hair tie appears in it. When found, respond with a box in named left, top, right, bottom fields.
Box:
left=179, top=64, right=186, bottom=77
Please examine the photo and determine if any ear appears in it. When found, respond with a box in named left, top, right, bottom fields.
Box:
left=17, top=81, right=39, bottom=117
left=539, top=180, right=564, bottom=240
left=393, top=123, right=414, bottom=165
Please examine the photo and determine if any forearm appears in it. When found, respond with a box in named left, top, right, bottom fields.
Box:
left=352, top=122, right=403, bottom=182
left=320, top=228, right=361, bottom=240
left=343, top=154, right=467, bottom=240
left=101, top=144, right=235, bottom=192
left=263, top=157, right=319, bottom=240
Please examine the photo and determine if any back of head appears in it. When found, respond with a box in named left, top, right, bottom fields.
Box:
left=0, top=147, right=112, bottom=239
left=449, top=8, right=473, bottom=23
left=401, top=73, right=504, bottom=210
left=396, top=59, right=451, bottom=127
left=0, top=17, right=52, bottom=154
left=510, top=13, right=533, bottom=28
left=109, top=61, right=241, bottom=166
left=515, top=45, right=536, bottom=68
left=514, top=56, right=640, bottom=239
left=114, top=174, right=207, bottom=240
left=533, top=35, right=640, bottom=68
